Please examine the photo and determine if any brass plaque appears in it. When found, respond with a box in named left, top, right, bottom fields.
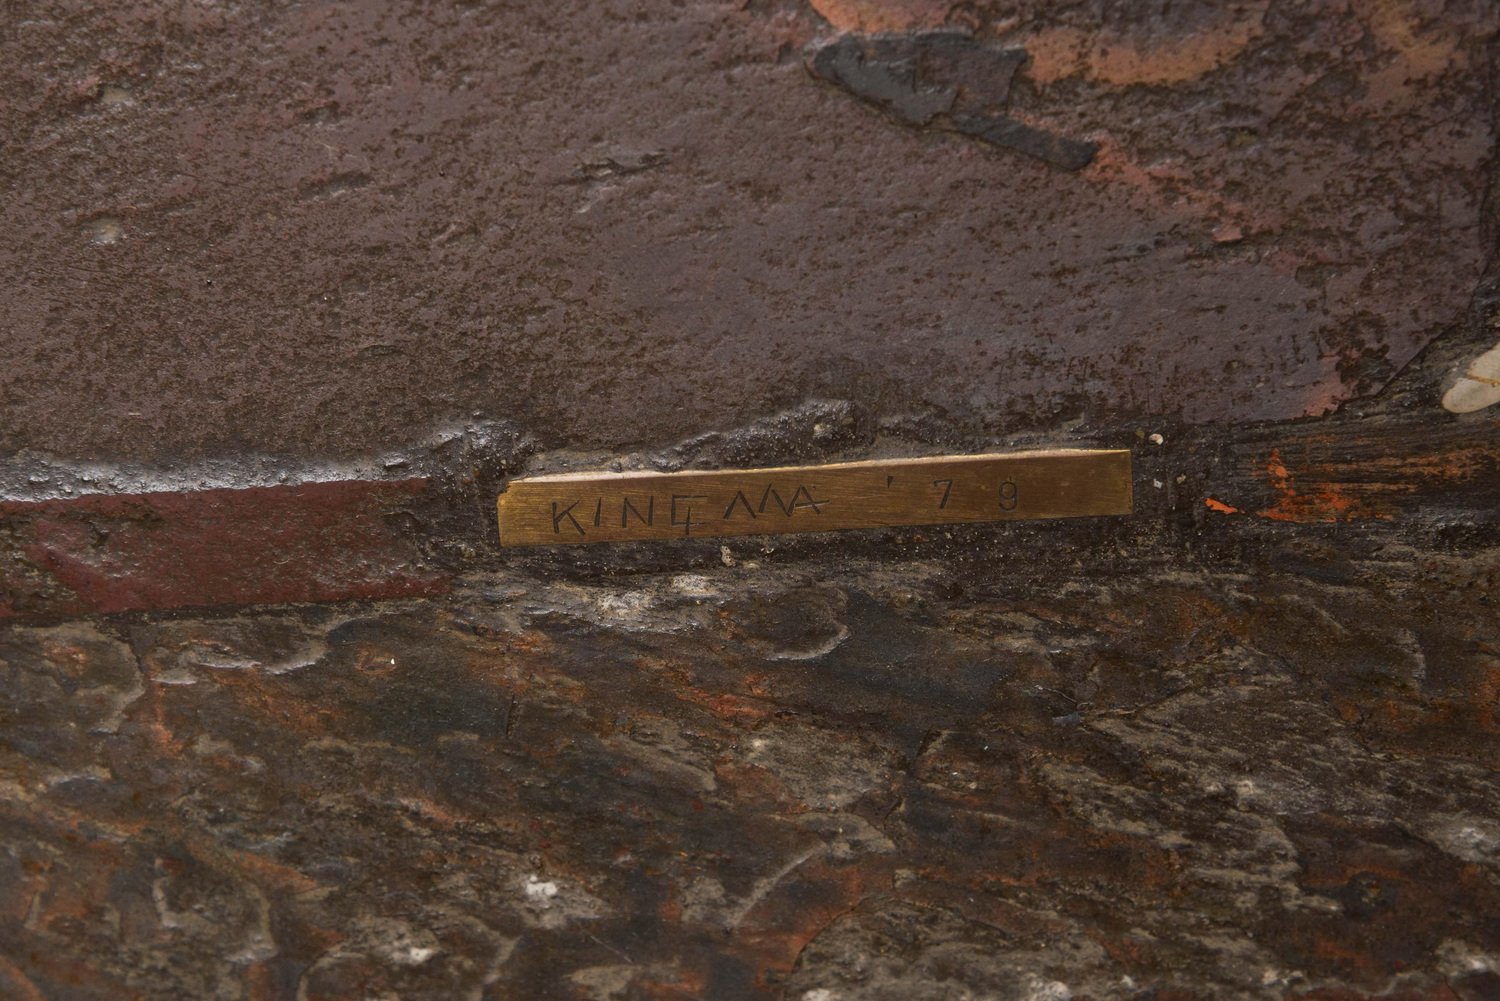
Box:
left=496, top=449, right=1132, bottom=547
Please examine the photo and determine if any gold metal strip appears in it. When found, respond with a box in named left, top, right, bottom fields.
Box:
left=497, top=449, right=1132, bottom=547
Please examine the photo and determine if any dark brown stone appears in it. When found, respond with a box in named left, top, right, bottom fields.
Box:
left=2, top=1, right=1495, bottom=464
left=0, top=534, right=1496, bottom=999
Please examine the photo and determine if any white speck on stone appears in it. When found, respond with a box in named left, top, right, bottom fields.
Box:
left=399, top=945, right=437, bottom=965
left=524, top=875, right=559, bottom=903
left=369, top=920, right=442, bottom=967
left=720, top=545, right=736, bottom=567
left=672, top=573, right=717, bottom=598
left=1421, top=815, right=1500, bottom=863
left=98, top=85, right=134, bottom=107
left=593, top=591, right=655, bottom=623
left=1152, top=479, right=1164, bottom=489
left=803, top=990, right=839, bottom=1001
left=1436, top=939, right=1500, bottom=977
left=1022, top=976, right=1072, bottom=1001
left=83, top=217, right=124, bottom=245
left=1149, top=432, right=1165, bottom=445
left=1442, top=341, right=1500, bottom=413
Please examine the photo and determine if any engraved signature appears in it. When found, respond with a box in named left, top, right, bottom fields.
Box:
left=550, top=480, right=830, bottom=536
left=546, top=476, right=1019, bottom=536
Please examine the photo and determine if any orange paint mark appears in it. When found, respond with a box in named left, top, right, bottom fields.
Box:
left=199, top=668, right=344, bottom=739
left=1356, top=438, right=1500, bottom=483
left=4, top=798, right=146, bottom=844
left=713, top=761, right=790, bottom=807
left=1256, top=448, right=1387, bottom=523
left=807, top=0, right=950, bottom=33
left=1024, top=5, right=1269, bottom=86
left=1204, top=497, right=1240, bottom=515
left=1083, top=138, right=1275, bottom=240
left=38, top=639, right=92, bottom=679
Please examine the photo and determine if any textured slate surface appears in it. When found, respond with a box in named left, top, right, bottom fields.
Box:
left=2, top=0, right=1495, bottom=462
left=0, top=532, right=1497, bottom=1000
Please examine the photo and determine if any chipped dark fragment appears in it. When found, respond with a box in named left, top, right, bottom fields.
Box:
left=949, top=114, right=1099, bottom=173
left=808, top=34, right=965, bottom=125
left=572, top=150, right=670, bottom=182
left=807, top=33, right=1095, bottom=170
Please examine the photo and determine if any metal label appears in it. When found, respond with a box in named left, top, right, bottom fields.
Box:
left=496, top=449, right=1132, bottom=547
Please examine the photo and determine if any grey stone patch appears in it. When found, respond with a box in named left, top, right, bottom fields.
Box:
left=794, top=811, right=898, bottom=858
left=141, top=615, right=336, bottom=678
left=0, top=621, right=141, bottom=783
left=787, top=899, right=1112, bottom=1001
left=739, top=720, right=898, bottom=810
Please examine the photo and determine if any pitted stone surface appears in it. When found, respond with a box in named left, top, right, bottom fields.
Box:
left=1, top=1, right=1495, bottom=462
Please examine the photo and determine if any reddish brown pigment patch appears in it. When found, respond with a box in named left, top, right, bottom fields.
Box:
left=1024, top=3, right=1270, bottom=85
left=0, top=478, right=447, bottom=618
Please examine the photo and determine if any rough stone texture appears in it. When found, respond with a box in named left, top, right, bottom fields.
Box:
left=0, top=526, right=1497, bottom=1000
left=2, top=0, right=1496, bottom=463
left=4, top=2, right=1500, bottom=998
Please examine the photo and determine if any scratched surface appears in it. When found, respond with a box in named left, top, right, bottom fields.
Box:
left=1, top=1, right=1496, bottom=462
